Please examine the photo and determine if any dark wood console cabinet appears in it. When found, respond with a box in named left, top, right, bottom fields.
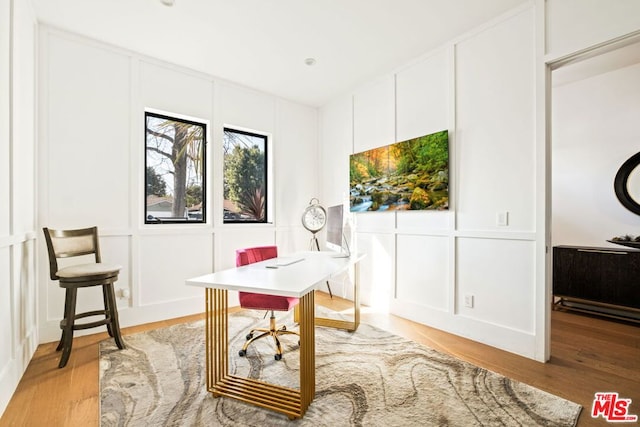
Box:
left=553, top=245, right=640, bottom=322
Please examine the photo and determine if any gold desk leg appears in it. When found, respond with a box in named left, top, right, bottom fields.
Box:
left=299, top=290, right=315, bottom=414
left=313, top=260, right=361, bottom=332
left=205, top=288, right=315, bottom=419
left=206, top=288, right=228, bottom=395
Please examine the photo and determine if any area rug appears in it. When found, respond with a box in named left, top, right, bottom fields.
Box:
left=100, top=310, right=581, bottom=426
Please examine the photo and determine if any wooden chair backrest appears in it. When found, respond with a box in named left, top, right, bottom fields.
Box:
left=43, top=226, right=100, bottom=280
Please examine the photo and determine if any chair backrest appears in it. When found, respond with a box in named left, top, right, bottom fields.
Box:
left=43, top=226, right=101, bottom=280
left=236, top=246, right=278, bottom=267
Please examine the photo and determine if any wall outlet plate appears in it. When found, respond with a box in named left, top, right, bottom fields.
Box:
left=496, top=211, right=509, bottom=226
left=464, top=294, right=474, bottom=308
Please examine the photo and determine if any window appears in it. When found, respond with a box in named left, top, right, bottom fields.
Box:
left=145, top=111, right=206, bottom=224
left=223, top=128, right=268, bottom=223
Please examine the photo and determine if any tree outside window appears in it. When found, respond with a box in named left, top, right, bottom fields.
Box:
left=223, top=128, right=268, bottom=223
left=145, top=111, right=206, bottom=223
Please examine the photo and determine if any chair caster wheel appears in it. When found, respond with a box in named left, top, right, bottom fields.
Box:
left=246, top=333, right=253, bottom=340
left=239, top=349, right=246, bottom=357
left=282, top=325, right=287, bottom=331
left=274, top=354, right=282, bottom=361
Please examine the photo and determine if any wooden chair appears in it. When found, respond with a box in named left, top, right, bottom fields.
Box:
left=236, top=246, right=299, bottom=360
left=43, top=226, right=126, bottom=368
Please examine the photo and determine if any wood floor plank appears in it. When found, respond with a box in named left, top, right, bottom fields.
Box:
left=1, top=293, right=638, bottom=427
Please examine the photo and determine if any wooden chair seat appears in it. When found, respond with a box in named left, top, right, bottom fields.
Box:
left=57, top=263, right=122, bottom=279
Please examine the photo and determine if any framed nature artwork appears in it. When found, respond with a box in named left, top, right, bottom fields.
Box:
left=349, top=130, right=449, bottom=212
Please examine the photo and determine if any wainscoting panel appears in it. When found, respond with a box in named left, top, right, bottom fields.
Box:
left=355, top=231, right=395, bottom=310
left=396, top=210, right=452, bottom=233
left=214, top=81, right=276, bottom=136
left=138, top=233, right=212, bottom=306
left=11, top=239, right=37, bottom=340
left=139, top=59, right=213, bottom=123
left=395, top=47, right=449, bottom=143
left=215, top=227, right=277, bottom=271
left=318, top=96, right=352, bottom=209
left=455, top=8, right=535, bottom=233
left=456, top=237, right=535, bottom=334
left=396, top=234, right=449, bottom=312
left=0, top=0, right=8, bottom=237
left=45, top=32, right=131, bottom=230
left=353, top=75, right=395, bottom=153
left=0, top=247, right=11, bottom=370
left=355, top=211, right=395, bottom=232
left=546, top=0, right=640, bottom=60
left=273, top=99, right=319, bottom=227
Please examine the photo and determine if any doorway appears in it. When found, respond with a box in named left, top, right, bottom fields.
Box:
left=549, top=36, right=640, bottom=346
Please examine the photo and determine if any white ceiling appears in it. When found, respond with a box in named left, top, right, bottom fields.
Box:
left=32, top=0, right=527, bottom=107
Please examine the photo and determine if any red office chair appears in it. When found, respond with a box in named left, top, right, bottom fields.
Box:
left=236, top=246, right=299, bottom=360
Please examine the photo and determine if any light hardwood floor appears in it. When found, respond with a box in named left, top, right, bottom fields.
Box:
left=1, top=292, right=638, bottom=426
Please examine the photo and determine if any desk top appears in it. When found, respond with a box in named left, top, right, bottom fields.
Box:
left=186, top=251, right=364, bottom=298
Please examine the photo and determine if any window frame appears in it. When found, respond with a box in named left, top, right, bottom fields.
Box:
left=144, top=110, right=207, bottom=225
left=222, top=127, right=270, bottom=224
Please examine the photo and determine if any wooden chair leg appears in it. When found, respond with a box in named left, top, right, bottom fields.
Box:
left=56, top=293, right=69, bottom=352
left=105, top=283, right=125, bottom=350
left=58, top=287, right=77, bottom=368
left=102, top=285, right=114, bottom=338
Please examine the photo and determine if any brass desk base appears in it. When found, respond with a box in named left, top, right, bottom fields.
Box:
left=296, top=261, right=361, bottom=332
left=205, top=288, right=315, bottom=419
left=204, top=261, right=359, bottom=419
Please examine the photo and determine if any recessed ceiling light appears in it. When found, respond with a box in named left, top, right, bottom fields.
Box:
left=304, top=58, right=316, bottom=66
left=161, top=0, right=175, bottom=6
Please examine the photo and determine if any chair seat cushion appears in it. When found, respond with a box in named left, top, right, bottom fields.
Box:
left=239, top=292, right=299, bottom=311
left=57, top=263, right=122, bottom=279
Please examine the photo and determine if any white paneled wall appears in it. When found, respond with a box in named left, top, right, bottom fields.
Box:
left=138, top=234, right=210, bottom=306
left=37, top=27, right=319, bottom=345
left=214, top=81, right=276, bottom=135
left=456, top=237, right=535, bottom=333
left=318, top=95, right=352, bottom=207
left=395, top=48, right=450, bottom=143
left=139, top=60, right=213, bottom=122
left=0, top=0, right=13, bottom=408
left=546, top=0, right=640, bottom=61
left=455, top=8, right=536, bottom=232
left=353, top=75, right=395, bottom=153
left=396, top=234, right=449, bottom=311
left=44, top=35, right=131, bottom=230
left=319, top=1, right=640, bottom=361
left=273, top=99, right=319, bottom=229
left=354, top=231, right=395, bottom=310
left=0, top=0, right=9, bottom=237
left=321, top=6, right=542, bottom=359
left=1, top=0, right=38, bottom=418
left=11, top=0, right=36, bottom=236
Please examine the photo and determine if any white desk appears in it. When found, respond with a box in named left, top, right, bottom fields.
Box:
left=186, top=251, right=364, bottom=419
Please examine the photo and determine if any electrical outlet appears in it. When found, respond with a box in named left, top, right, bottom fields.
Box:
left=464, top=294, right=474, bottom=308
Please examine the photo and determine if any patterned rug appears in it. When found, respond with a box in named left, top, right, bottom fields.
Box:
left=100, top=310, right=581, bottom=426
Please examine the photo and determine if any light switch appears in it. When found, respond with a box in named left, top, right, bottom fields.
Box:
left=496, top=211, right=509, bottom=226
